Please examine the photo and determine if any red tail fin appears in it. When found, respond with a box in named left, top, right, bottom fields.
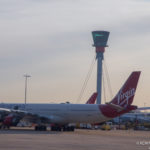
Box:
left=99, top=71, right=141, bottom=118
left=110, top=71, right=141, bottom=107
left=86, top=92, right=98, bottom=104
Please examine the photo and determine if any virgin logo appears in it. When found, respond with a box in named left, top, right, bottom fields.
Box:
left=117, top=88, right=135, bottom=107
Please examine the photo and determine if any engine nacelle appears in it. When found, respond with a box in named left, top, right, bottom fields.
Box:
left=3, top=114, right=21, bottom=126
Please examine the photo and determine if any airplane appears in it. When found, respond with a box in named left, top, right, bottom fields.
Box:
left=0, top=71, right=141, bottom=131
left=0, top=92, right=97, bottom=130
left=114, top=112, right=150, bottom=123
left=113, top=107, right=150, bottom=125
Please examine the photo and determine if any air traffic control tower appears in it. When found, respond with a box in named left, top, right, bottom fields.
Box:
left=92, top=31, right=109, bottom=104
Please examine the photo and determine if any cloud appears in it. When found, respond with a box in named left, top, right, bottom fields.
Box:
left=0, top=0, right=149, bottom=106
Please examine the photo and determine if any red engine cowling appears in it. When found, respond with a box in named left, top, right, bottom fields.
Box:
left=3, top=115, right=13, bottom=126
left=3, top=114, right=22, bottom=127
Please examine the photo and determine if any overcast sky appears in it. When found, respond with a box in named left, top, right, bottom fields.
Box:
left=0, top=0, right=150, bottom=106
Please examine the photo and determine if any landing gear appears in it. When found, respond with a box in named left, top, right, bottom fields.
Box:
left=63, top=126, right=75, bottom=131
left=51, top=125, right=75, bottom=132
left=0, top=124, right=10, bottom=130
left=35, top=125, right=47, bottom=131
left=51, top=126, right=62, bottom=131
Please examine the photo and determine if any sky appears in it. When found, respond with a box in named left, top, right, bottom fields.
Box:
left=0, top=0, right=150, bottom=106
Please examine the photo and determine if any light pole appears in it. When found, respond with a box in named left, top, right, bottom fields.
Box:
left=24, top=74, right=31, bottom=108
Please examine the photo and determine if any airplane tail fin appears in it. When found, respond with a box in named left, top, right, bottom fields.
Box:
left=100, top=71, right=141, bottom=118
left=86, top=93, right=98, bottom=104
left=109, top=71, right=141, bottom=108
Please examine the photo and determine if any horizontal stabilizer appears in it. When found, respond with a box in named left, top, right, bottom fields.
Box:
left=106, top=102, right=124, bottom=112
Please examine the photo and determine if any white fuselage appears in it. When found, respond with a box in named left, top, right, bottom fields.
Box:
left=0, top=103, right=109, bottom=124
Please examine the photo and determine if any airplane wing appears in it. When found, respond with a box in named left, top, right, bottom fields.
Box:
left=0, top=108, right=51, bottom=127
left=137, top=107, right=150, bottom=110
left=0, top=108, right=11, bottom=112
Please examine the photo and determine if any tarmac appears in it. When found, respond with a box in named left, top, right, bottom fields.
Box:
left=0, top=127, right=149, bottom=150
